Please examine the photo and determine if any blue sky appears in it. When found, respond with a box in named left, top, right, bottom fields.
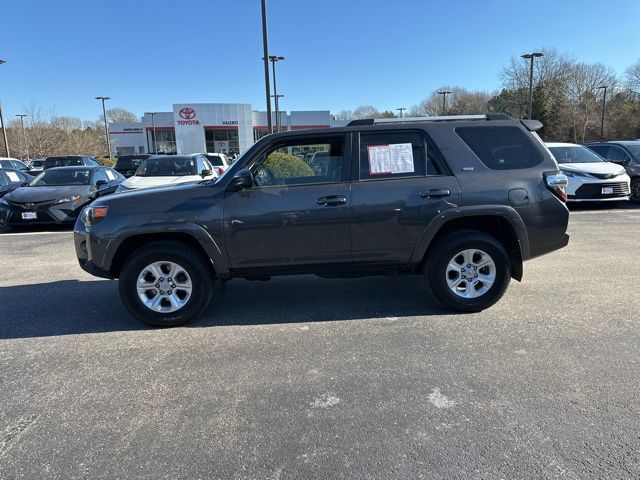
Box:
left=1, top=0, right=639, bottom=121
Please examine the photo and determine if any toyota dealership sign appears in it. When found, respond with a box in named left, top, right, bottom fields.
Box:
left=177, top=107, right=199, bottom=125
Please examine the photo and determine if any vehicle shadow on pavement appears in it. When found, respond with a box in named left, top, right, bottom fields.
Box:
left=0, top=275, right=448, bottom=339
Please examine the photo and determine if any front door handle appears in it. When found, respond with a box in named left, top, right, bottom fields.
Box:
left=419, top=188, right=451, bottom=199
left=318, top=195, right=347, bottom=206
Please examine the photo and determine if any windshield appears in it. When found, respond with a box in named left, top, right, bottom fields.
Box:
left=549, top=146, right=604, bottom=164
left=31, top=160, right=44, bottom=167
left=30, top=169, right=91, bottom=186
left=116, top=156, right=146, bottom=169
left=205, top=155, right=224, bottom=166
left=625, top=145, right=640, bottom=161
left=44, top=156, right=83, bottom=168
left=135, top=157, right=197, bottom=177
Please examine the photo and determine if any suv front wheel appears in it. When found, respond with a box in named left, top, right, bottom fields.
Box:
left=425, top=231, right=511, bottom=312
left=119, top=242, right=213, bottom=327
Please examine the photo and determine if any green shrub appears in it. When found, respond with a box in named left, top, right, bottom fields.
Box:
left=263, top=151, right=314, bottom=178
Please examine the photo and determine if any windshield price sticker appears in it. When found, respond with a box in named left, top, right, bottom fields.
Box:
left=368, top=143, right=415, bottom=175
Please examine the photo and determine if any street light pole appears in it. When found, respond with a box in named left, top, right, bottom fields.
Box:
left=0, top=59, right=9, bottom=157
left=260, top=0, right=273, bottom=134
left=396, top=107, right=406, bottom=118
left=597, top=85, right=608, bottom=141
left=15, top=114, right=29, bottom=162
left=437, top=91, right=451, bottom=115
left=145, top=112, right=159, bottom=154
left=271, top=94, right=284, bottom=130
left=268, top=55, right=285, bottom=131
left=95, top=96, right=112, bottom=159
left=521, top=52, right=544, bottom=119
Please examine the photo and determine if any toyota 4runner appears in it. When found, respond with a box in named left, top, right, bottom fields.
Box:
left=75, top=115, right=570, bottom=326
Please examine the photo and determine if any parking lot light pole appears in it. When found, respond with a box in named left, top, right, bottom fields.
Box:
left=95, top=96, right=112, bottom=159
left=437, top=91, right=451, bottom=116
left=267, top=55, right=285, bottom=131
left=145, top=112, right=159, bottom=154
left=15, top=114, right=29, bottom=162
left=396, top=107, right=406, bottom=118
left=0, top=59, right=9, bottom=157
left=521, top=52, right=544, bottom=119
left=261, top=0, right=273, bottom=134
left=271, top=94, right=284, bottom=131
left=597, top=85, right=608, bottom=141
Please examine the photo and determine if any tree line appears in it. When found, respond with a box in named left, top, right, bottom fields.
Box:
left=335, top=49, right=640, bottom=142
left=2, top=104, right=138, bottom=160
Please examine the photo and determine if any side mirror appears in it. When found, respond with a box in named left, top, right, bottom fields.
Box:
left=96, top=179, right=108, bottom=187
left=228, top=169, right=253, bottom=191
left=200, top=169, right=212, bottom=178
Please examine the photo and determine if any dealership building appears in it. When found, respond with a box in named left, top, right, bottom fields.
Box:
left=109, top=103, right=345, bottom=156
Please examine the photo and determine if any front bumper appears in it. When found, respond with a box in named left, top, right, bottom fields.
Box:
left=565, top=175, right=630, bottom=202
left=0, top=201, right=86, bottom=225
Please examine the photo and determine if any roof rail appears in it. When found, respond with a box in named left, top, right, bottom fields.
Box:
left=346, top=114, right=512, bottom=127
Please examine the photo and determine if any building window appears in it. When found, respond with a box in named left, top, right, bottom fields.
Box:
left=205, top=128, right=239, bottom=155
left=149, top=129, right=177, bottom=154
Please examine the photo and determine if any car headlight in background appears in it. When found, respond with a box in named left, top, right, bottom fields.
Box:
left=81, top=205, right=108, bottom=226
left=559, top=170, right=588, bottom=178
left=56, top=195, right=81, bottom=204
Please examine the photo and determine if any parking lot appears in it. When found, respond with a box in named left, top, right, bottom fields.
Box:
left=1, top=205, right=639, bottom=479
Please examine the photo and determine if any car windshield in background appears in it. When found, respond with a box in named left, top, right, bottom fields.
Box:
left=116, top=156, right=146, bottom=169
left=625, top=145, right=640, bottom=160
left=44, top=156, right=83, bottom=168
left=30, top=169, right=91, bottom=186
left=135, top=157, right=197, bottom=177
left=31, top=160, right=44, bottom=167
left=205, top=155, right=224, bottom=166
left=549, top=146, right=604, bottom=164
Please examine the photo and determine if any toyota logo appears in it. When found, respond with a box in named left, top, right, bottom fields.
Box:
left=25, top=203, right=35, bottom=209
left=179, top=107, right=196, bottom=120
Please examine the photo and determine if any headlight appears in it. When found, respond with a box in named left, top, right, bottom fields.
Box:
left=56, top=194, right=81, bottom=204
left=0, top=198, right=8, bottom=206
left=81, top=205, right=108, bottom=226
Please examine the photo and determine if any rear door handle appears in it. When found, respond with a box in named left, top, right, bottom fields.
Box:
left=419, top=188, right=450, bottom=199
left=317, top=195, right=347, bottom=206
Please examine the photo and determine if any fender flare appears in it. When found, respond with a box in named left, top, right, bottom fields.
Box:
left=102, top=222, right=230, bottom=277
left=409, top=205, right=531, bottom=265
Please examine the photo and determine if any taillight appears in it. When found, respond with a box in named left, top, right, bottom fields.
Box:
left=544, top=172, right=568, bottom=202
left=217, top=167, right=225, bottom=175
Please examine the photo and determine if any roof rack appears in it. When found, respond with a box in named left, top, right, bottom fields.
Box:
left=346, top=114, right=512, bottom=127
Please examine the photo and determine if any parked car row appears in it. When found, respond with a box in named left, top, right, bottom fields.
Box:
left=0, top=153, right=223, bottom=226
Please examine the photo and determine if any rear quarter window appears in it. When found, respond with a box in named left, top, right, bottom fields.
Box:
left=456, top=126, right=543, bottom=170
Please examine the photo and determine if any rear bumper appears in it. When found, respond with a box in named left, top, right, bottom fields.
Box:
left=529, top=233, right=570, bottom=259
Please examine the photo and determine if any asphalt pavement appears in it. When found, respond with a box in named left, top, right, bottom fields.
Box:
left=1, top=206, right=640, bottom=479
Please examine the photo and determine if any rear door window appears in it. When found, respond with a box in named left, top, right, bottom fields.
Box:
left=606, top=146, right=631, bottom=162
left=358, top=130, right=441, bottom=180
left=456, top=126, right=543, bottom=170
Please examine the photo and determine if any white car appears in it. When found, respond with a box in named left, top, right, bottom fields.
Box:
left=203, top=153, right=229, bottom=176
left=116, top=154, right=217, bottom=192
left=546, top=142, right=630, bottom=202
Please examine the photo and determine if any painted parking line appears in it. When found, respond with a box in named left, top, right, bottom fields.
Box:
left=0, top=230, right=73, bottom=236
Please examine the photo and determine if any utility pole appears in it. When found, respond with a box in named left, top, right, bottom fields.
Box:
left=260, top=0, right=273, bottom=133
left=396, top=107, right=406, bottom=118
left=597, top=85, right=608, bottom=141
left=15, top=114, right=29, bottom=161
left=0, top=59, right=9, bottom=157
left=271, top=94, right=284, bottom=131
left=437, top=91, right=451, bottom=116
left=95, top=96, right=112, bottom=159
left=521, top=52, right=544, bottom=119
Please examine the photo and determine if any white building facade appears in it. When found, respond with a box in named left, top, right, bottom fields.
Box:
left=109, top=103, right=339, bottom=156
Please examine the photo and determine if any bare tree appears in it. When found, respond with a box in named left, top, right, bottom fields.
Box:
left=625, top=59, right=640, bottom=94
left=411, top=87, right=490, bottom=116
left=98, top=108, right=138, bottom=124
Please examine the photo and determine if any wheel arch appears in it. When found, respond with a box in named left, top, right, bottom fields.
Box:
left=413, top=208, right=528, bottom=281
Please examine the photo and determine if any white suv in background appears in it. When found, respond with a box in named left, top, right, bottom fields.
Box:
left=116, top=154, right=217, bottom=192
left=204, top=153, right=229, bottom=176
left=546, top=142, right=630, bottom=202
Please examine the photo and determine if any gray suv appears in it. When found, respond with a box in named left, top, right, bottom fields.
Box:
left=75, top=115, right=570, bottom=327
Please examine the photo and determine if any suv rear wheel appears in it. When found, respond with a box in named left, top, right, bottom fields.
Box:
left=425, top=231, right=510, bottom=312
left=119, top=242, right=213, bottom=327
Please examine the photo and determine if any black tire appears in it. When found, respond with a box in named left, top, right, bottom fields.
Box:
left=118, top=242, right=213, bottom=327
left=630, top=178, right=640, bottom=203
left=424, top=231, right=511, bottom=313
